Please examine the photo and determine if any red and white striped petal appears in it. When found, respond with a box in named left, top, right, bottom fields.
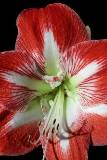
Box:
left=84, top=104, right=107, bottom=118
left=0, top=51, right=51, bottom=111
left=66, top=40, right=107, bottom=106
left=15, top=3, right=89, bottom=57
left=83, top=104, right=107, bottom=145
left=0, top=108, right=40, bottom=155
left=41, top=124, right=91, bottom=160
left=0, top=98, right=44, bottom=139
left=0, top=50, right=44, bottom=78
left=87, top=114, right=107, bottom=146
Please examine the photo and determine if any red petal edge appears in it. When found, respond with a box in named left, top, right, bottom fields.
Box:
left=15, top=3, right=89, bottom=54
left=88, top=114, right=107, bottom=146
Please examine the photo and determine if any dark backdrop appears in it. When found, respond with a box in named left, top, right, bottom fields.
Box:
left=0, top=0, right=107, bottom=160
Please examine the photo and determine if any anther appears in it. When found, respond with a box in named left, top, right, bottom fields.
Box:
left=52, top=127, right=55, bottom=133
left=53, top=119, right=56, bottom=124
left=43, top=130, right=45, bottom=135
left=57, top=124, right=59, bottom=130
left=38, top=121, right=41, bottom=126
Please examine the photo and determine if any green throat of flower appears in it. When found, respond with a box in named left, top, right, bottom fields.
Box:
left=37, top=74, right=78, bottom=137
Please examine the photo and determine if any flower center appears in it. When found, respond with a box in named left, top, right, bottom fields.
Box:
left=40, top=75, right=79, bottom=138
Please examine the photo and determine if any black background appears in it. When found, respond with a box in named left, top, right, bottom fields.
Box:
left=0, top=0, right=107, bottom=159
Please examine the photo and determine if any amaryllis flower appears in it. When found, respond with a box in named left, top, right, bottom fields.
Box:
left=0, top=3, right=107, bottom=160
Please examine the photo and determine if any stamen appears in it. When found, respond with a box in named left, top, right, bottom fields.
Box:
left=41, top=98, right=57, bottom=135
left=42, top=88, right=64, bottom=138
left=42, top=126, right=54, bottom=160
left=40, top=88, right=65, bottom=159
left=29, top=136, right=41, bottom=146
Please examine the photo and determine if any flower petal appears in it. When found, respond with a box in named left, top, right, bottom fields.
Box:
left=63, top=96, right=84, bottom=133
left=86, top=26, right=91, bottom=39
left=0, top=108, right=40, bottom=155
left=66, top=40, right=107, bottom=106
left=41, top=124, right=91, bottom=160
left=6, top=98, right=43, bottom=131
left=43, top=31, right=61, bottom=76
left=0, top=51, right=52, bottom=111
left=15, top=3, right=89, bottom=56
left=84, top=104, right=107, bottom=117
left=87, top=114, right=107, bottom=146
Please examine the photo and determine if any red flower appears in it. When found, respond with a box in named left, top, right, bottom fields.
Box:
left=0, top=3, right=107, bottom=160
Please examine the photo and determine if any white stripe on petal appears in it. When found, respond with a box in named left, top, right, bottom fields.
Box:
left=9, top=98, right=43, bottom=128
left=74, top=61, right=100, bottom=84
left=1, top=71, right=52, bottom=94
left=44, top=31, right=61, bottom=75
left=65, top=97, right=83, bottom=129
left=1, top=71, right=36, bottom=89
left=84, top=104, right=107, bottom=117
left=60, top=138, right=69, bottom=152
